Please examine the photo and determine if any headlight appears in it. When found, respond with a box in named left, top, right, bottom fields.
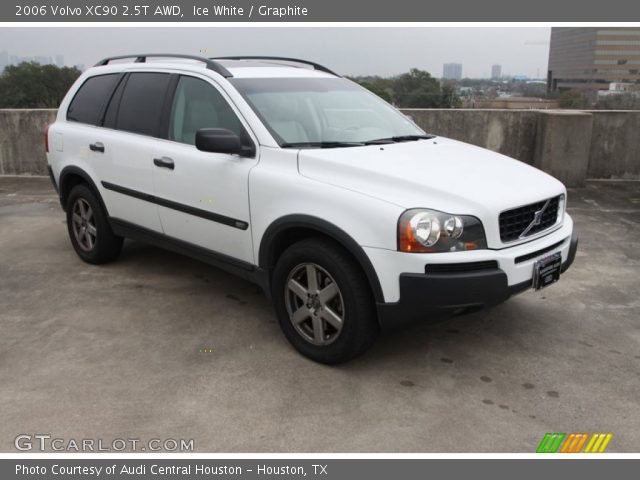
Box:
left=398, top=209, right=487, bottom=253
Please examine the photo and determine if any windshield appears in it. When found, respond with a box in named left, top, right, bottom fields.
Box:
left=229, top=77, right=427, bottom=147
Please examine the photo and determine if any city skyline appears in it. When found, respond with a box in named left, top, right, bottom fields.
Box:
left=0, top=50, right=66, bottom=69
left=1, top=48, right=526, bottom=81
left=0, top=27, right=550, bottom=78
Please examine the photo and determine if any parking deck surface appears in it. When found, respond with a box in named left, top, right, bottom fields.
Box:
left=1, top=177, right=638, bottom=452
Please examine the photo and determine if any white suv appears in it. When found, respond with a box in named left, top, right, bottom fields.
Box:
left=46, top=54, right=578, bottom=364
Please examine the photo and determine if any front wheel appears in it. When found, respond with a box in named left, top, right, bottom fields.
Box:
left=272, top=238, right=379, bottom=364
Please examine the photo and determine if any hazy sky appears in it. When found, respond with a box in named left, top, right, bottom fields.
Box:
left=0, top=27, right=551, bottom=78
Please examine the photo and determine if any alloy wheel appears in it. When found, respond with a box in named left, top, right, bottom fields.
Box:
left=71, top=198, right=97, bottom=252
left=284, top=263, right=345, bottom=346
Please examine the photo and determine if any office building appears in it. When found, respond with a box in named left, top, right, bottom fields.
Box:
left=491, top=64, right=502, bottom=79
left=548, top=27, right=640, bottom=91
left=443, top=63, right=463, bottom=80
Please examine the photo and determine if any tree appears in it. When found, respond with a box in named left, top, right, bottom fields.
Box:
left=558, top=89, right=588, bottom=109
left=595, top=91, right=640, bottom=110
left=391, top=68, right=459, bottom=108
left=358, top=80, right=392, bottom=103
left=441, top=82, right=462, bottom=108
left=0, top=62, right=81, bottom=108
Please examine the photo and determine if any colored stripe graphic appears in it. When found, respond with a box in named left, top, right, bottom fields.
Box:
left=537, top=433, right=566, bottom=453
left=537, top=433, right=613, bottom=453
left=572, top=433, right=590, bottom=453
left=560, top=433, right=589, bottom=453
left=584, top=433, right=613, bottom=453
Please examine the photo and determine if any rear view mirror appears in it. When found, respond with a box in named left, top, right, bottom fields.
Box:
left=195, top=128, right=254, bottom=156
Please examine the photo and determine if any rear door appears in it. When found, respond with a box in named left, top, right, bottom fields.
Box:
left=93, top=71, right=173, bottom=232
left=151, top=74, right=258, bottom=263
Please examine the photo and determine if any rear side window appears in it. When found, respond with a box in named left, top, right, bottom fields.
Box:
left=66, top=74, right=119, bottom=125
left=114, top=73, right=171, bottom=137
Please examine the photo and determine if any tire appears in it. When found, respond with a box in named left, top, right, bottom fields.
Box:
left=272, top=237, right=379, bottom=364
left=66, top=184, right=123, bottom=264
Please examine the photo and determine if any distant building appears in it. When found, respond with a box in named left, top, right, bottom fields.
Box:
left=0, top=50, right=8, bottom=72
left=10, top=55, right=34, bottom=65
left=548, top=27, right=640, bottom=91
left=598, top=82, right=640, bottom=98
left=1, top=52, right=67, bottom=69
left=491, top=64, right=502, bottom=79
left=34, top=55, right=53, bottom=65
left=443, top=63, right=462, bottom=80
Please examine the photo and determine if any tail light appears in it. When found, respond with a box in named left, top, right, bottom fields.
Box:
left=45, top=124, right=51, bottom=153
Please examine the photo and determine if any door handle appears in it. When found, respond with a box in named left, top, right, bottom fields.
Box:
left=89, top=142, right=105, bottom=153
left=153, top=157, right=175, bottom=170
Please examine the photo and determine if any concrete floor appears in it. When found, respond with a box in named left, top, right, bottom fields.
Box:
left=0, top=176, right=639, bottom=453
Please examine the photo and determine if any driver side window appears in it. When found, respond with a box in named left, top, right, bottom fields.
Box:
left=169, top=76, right=243, bottom=146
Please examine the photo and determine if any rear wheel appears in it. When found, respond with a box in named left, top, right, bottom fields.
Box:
left=66, top=184, right=123, bottom=264
left=272, top=238, right=379, bottom=364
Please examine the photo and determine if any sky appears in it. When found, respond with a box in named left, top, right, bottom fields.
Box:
left=0, top=27, right=551, bottom=78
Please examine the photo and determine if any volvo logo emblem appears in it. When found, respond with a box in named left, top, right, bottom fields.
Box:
left=519, top=199, right=550, bottom=239
left=532, top=210, right=543, bottom=226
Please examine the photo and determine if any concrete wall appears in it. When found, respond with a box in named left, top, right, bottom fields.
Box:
left=1, top=108, right=640, bottom=185
left=401, top=108, right=640, bottom=186
left=402, top=109, right=539, bottom=165
left=587, top=111, right=640, bottom=179
left=0, top=109, right=57, bottom=175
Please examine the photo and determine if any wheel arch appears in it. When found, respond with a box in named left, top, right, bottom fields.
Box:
left=258, top=215, right=385, bottom=304
left=59, top=166, right=109, bottom=215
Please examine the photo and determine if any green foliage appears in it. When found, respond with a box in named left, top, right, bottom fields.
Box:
left=352, top=69, right=461, bottom=108
left=358, top=80, right=392, bottom=103
left=558, top=89, right=589, bottom=109
left=441, top=83, right=462, bottom=108
left=595, top=92, right=640, bottom=110
left=392, top=68, right=449, bottom=108
left=0, top=62, right=81, bottom=108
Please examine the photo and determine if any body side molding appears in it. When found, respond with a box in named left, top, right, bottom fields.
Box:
left=101, top=181, right=249, bottom=230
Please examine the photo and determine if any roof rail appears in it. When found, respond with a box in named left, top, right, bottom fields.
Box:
left=94, top=54, right=233, bottom=78
left=212, top=56, right=339, bottom=76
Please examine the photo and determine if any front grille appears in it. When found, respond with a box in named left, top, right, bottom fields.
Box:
left=499, top=196, right=561, bottom=242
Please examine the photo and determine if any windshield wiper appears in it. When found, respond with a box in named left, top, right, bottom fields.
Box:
left=281, top=141, right=365, bottom=149
left=363, top=134, right=436, bottom=145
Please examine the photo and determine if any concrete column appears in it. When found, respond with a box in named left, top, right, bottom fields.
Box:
left=533, top=110, right=593, bottom=187
left=0, top=109, right=57, bottom=175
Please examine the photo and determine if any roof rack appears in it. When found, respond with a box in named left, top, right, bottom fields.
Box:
left=212, top=56, right=339, bottom=76
left=94, top=54, right=233, bottom=78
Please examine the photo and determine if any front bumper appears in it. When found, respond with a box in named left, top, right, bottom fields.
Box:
left=376, top=228, right=578, bottom=331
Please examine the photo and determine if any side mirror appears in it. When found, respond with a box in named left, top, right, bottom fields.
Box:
left=195, top=128, right=254, bottom=156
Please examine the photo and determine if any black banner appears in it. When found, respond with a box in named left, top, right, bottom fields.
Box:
left=5, top=0, right=640, bottom=22
left=3, top=459, right=639, bottom=480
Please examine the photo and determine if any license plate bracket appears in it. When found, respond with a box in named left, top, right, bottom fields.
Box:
left=532, top=252, right=562, bottom=290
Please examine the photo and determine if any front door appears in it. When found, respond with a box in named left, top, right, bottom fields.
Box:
left=152, top=75, right=258, bottom=264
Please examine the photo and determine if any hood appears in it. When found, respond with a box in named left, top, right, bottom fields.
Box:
left=298, top=136, right=565, bottom=215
